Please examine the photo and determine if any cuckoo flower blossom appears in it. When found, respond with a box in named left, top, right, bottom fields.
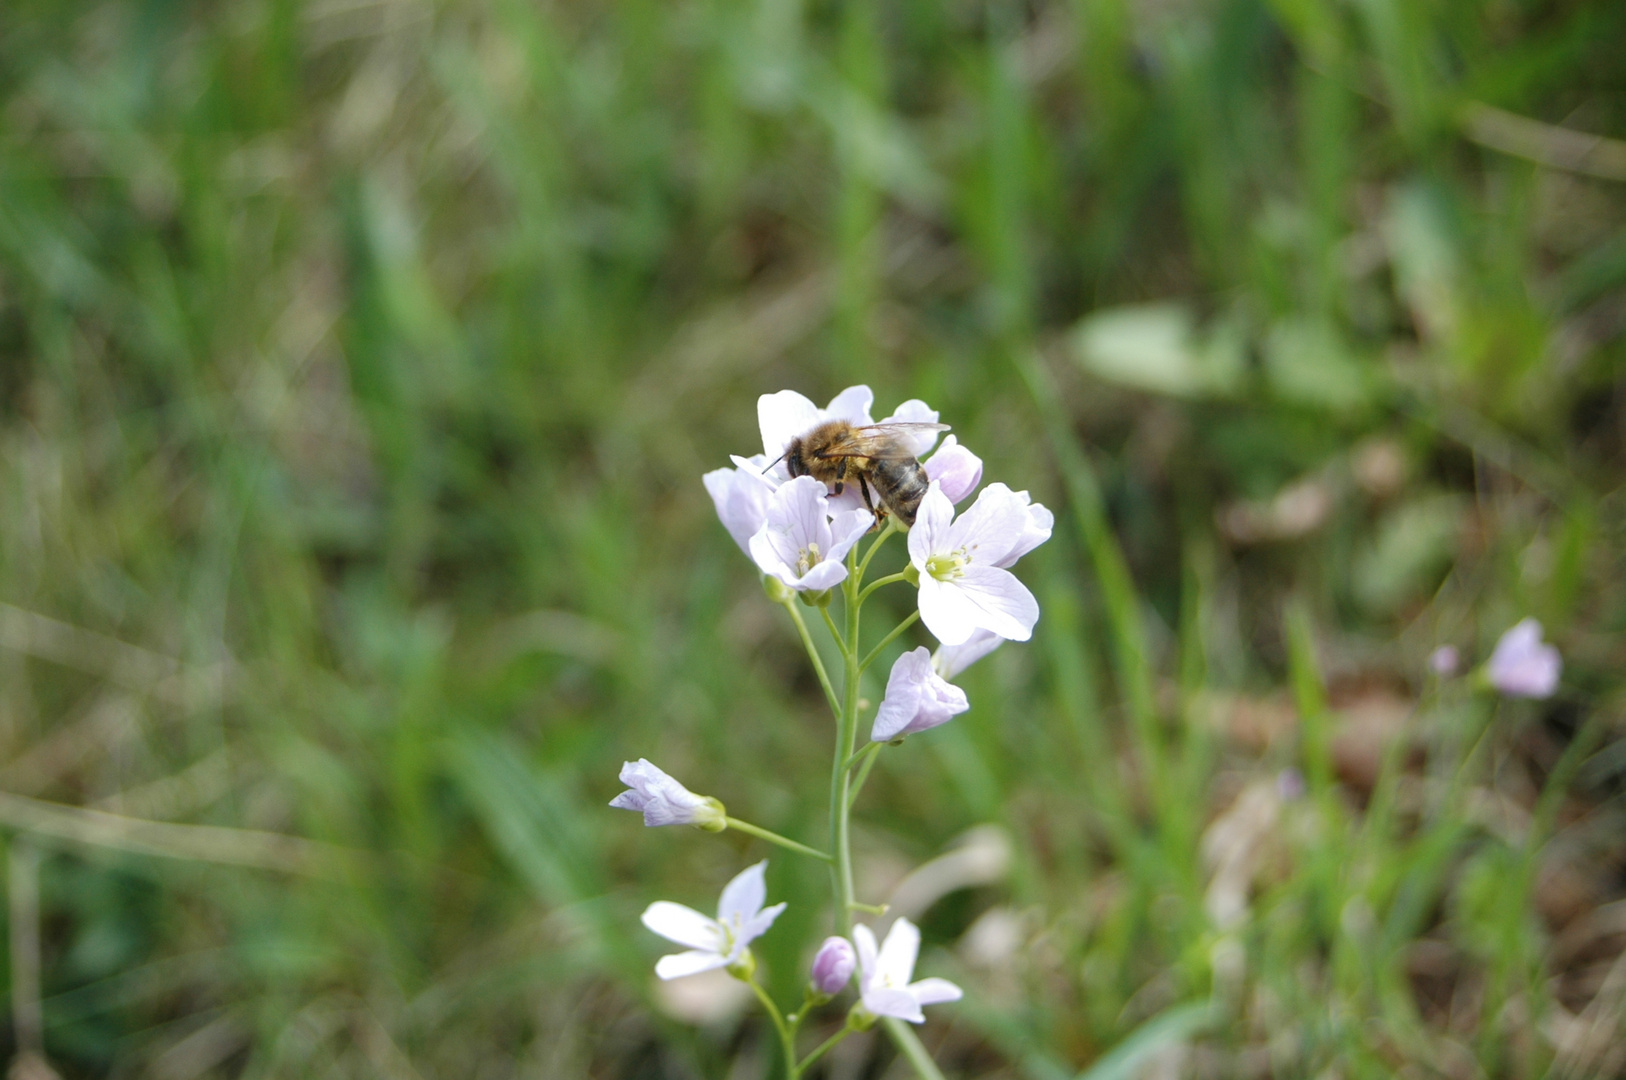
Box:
left=909, top=483, right=1041, bottom=646
left=1486, top=619, right=1561, bottom=699
left=923, top=435, right=983, bottom=504
left=641, top=861, right=786, bottom=980
left=748, top=477, right=872, bottom=592
left=609, top=759, right=725, bottom=830
left=853, top=918, right=962, bottom=1024
left=810, top=936, right=857, bottom=996
left=872, top=647, right=969, bottom=741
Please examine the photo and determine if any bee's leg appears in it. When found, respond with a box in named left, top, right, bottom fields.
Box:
left=858, top=475, right=883, bottom=530
left=833, top=457, right=846, bottom=496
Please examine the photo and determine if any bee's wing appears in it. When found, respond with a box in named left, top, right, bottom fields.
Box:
left=816, top=422, right=950, bottom=460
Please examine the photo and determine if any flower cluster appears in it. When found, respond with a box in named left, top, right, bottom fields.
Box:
left=616, top=387, right=1038, bottom=1061
left=705, top=386, right=1050, bottom=739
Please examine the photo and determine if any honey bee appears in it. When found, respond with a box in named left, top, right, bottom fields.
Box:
left=774, top=420, right=949, bottom=527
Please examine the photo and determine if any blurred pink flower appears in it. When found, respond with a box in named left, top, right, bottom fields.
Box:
left=1486, top=619, right=1561, bottom=699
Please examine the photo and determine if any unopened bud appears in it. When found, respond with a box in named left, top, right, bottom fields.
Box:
left=809, top=936, right=856, bottom=998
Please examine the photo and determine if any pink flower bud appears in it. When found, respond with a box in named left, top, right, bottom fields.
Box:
left=810, top=936, right=856, bottom=996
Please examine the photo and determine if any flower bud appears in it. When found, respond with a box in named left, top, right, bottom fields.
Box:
left=809, top=936, right=856, bottom=997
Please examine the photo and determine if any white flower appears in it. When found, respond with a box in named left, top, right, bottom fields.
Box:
left=872, top=647, right=969, bottom=741
left=609, top=759, right=725, bottom=829
left=933, top=628, right=1004, bottom=681
left=641, top=861, right=787, bottom=980
left=748, top=476, right=872, bottom=592
left=853, top=918, right=962, bottom=1023
left=923, top=435, right=983, bottom=504
left=703, top=463, right=776, bottom=556
left=1486, top=619, right=1561, bottom=699
left=908, top=483, right=1040, bottom=646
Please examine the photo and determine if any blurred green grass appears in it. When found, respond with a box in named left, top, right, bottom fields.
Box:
left=0, top=0, right=1624, bottom=1076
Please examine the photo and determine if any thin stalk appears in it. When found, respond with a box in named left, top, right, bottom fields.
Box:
left=831, top=547, right=863, bottom=936
left=746, top=976, right=795, bottom=1073
left=848, top=744, right=882, bottom=809
left=725, top=818, right=834, bottom=864
left=883, top=1017, right=949, bottom=1080
left=856, top=571, right=911, bottom=607
left=795, top=1024, right=853, bottom=1076
left=782, top=600, right=841, bottom=719
left=860, top=610, right=920, bottom=672
left=843, top=741, right=882, bottom=772
left=819, top=606, right=846, bottom=653
left=856, top=517, right=899, bottom=580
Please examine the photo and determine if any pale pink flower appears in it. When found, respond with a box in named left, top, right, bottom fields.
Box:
left=641, top=861, right=786, bottom=980
left=872, top=647, right=969, bottom=741
left=853, top=918, right=962, bottom=1023
left=1486, top=619, right=1561, bottom=699
left=610, top=759, right=725, bottom=829
left=748, top=477, right=872, bottom=592
left=908, top=483, right=1040, bottom=646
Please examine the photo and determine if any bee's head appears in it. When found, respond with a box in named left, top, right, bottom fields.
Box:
left=783, top=439, right=808, bottom=479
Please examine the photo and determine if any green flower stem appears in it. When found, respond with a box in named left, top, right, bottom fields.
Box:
left=781, top=600, right=841, bottom=719
left=883, top=1017, right=949, bottom=1080
left=724, top=818, right=834, bottom=864
left=831, top=546, right=863, bottom=936
left=819, top=605, right=846, bottom=653
left=794, top=1024, right=854, bottom=1077
left=746, top=974, right=795, bottom=1073
left=856, top=517, right=900, bottom=580
left=860, top=610, right=921, bottom=672
left=847, top=743, right=882, bottom=809
left=856, top=571, right=912, bottom=607
left=843, top=741, right=882, bottom=772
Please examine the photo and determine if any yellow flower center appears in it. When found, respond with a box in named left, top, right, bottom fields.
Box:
left=925, top=550, right=968, bottom=581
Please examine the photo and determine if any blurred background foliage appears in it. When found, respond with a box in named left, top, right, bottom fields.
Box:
left=0, top=0, right=1623, bottom=1075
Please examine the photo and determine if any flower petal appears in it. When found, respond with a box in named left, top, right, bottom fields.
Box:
left=824, top=385, right=876, bottom=426
left=947, top=564, right=1039, bottom=642
left=852, top=923, right=880, bottom=979
left=795, top=559, right=849, bottom=592
left=742, top=901, right=787, bottom=945
left=923, top=436, right=983, bottom=504
left=908, top=977, right=963, bottom=1006
left=718, top=860, right=769, bottom=924
left=827, top=509, right=875, bottom=563
left=759, top=390, right=822, bottom=462
left=879, top=398, right=942, bottom=455
left=908, top=484, right=954, bottom=570
left=877, top=918, right=922, bottom=985
left=703, top=467, right=773, bottom=556
left=934, top=628, right=1003, bottom=680
left=642, top=902, right=724, bottom=952
left=917, top=573, right=980, bottom=647
left=992, top=494, right=1054, bottom=568
left=654, top=949, right=730, bottom=980
left=945, top=483, right=1026, bottom=567
left=872, top=649, right=930, bottom=741
left=864, top=986, right=925, bottom=1023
